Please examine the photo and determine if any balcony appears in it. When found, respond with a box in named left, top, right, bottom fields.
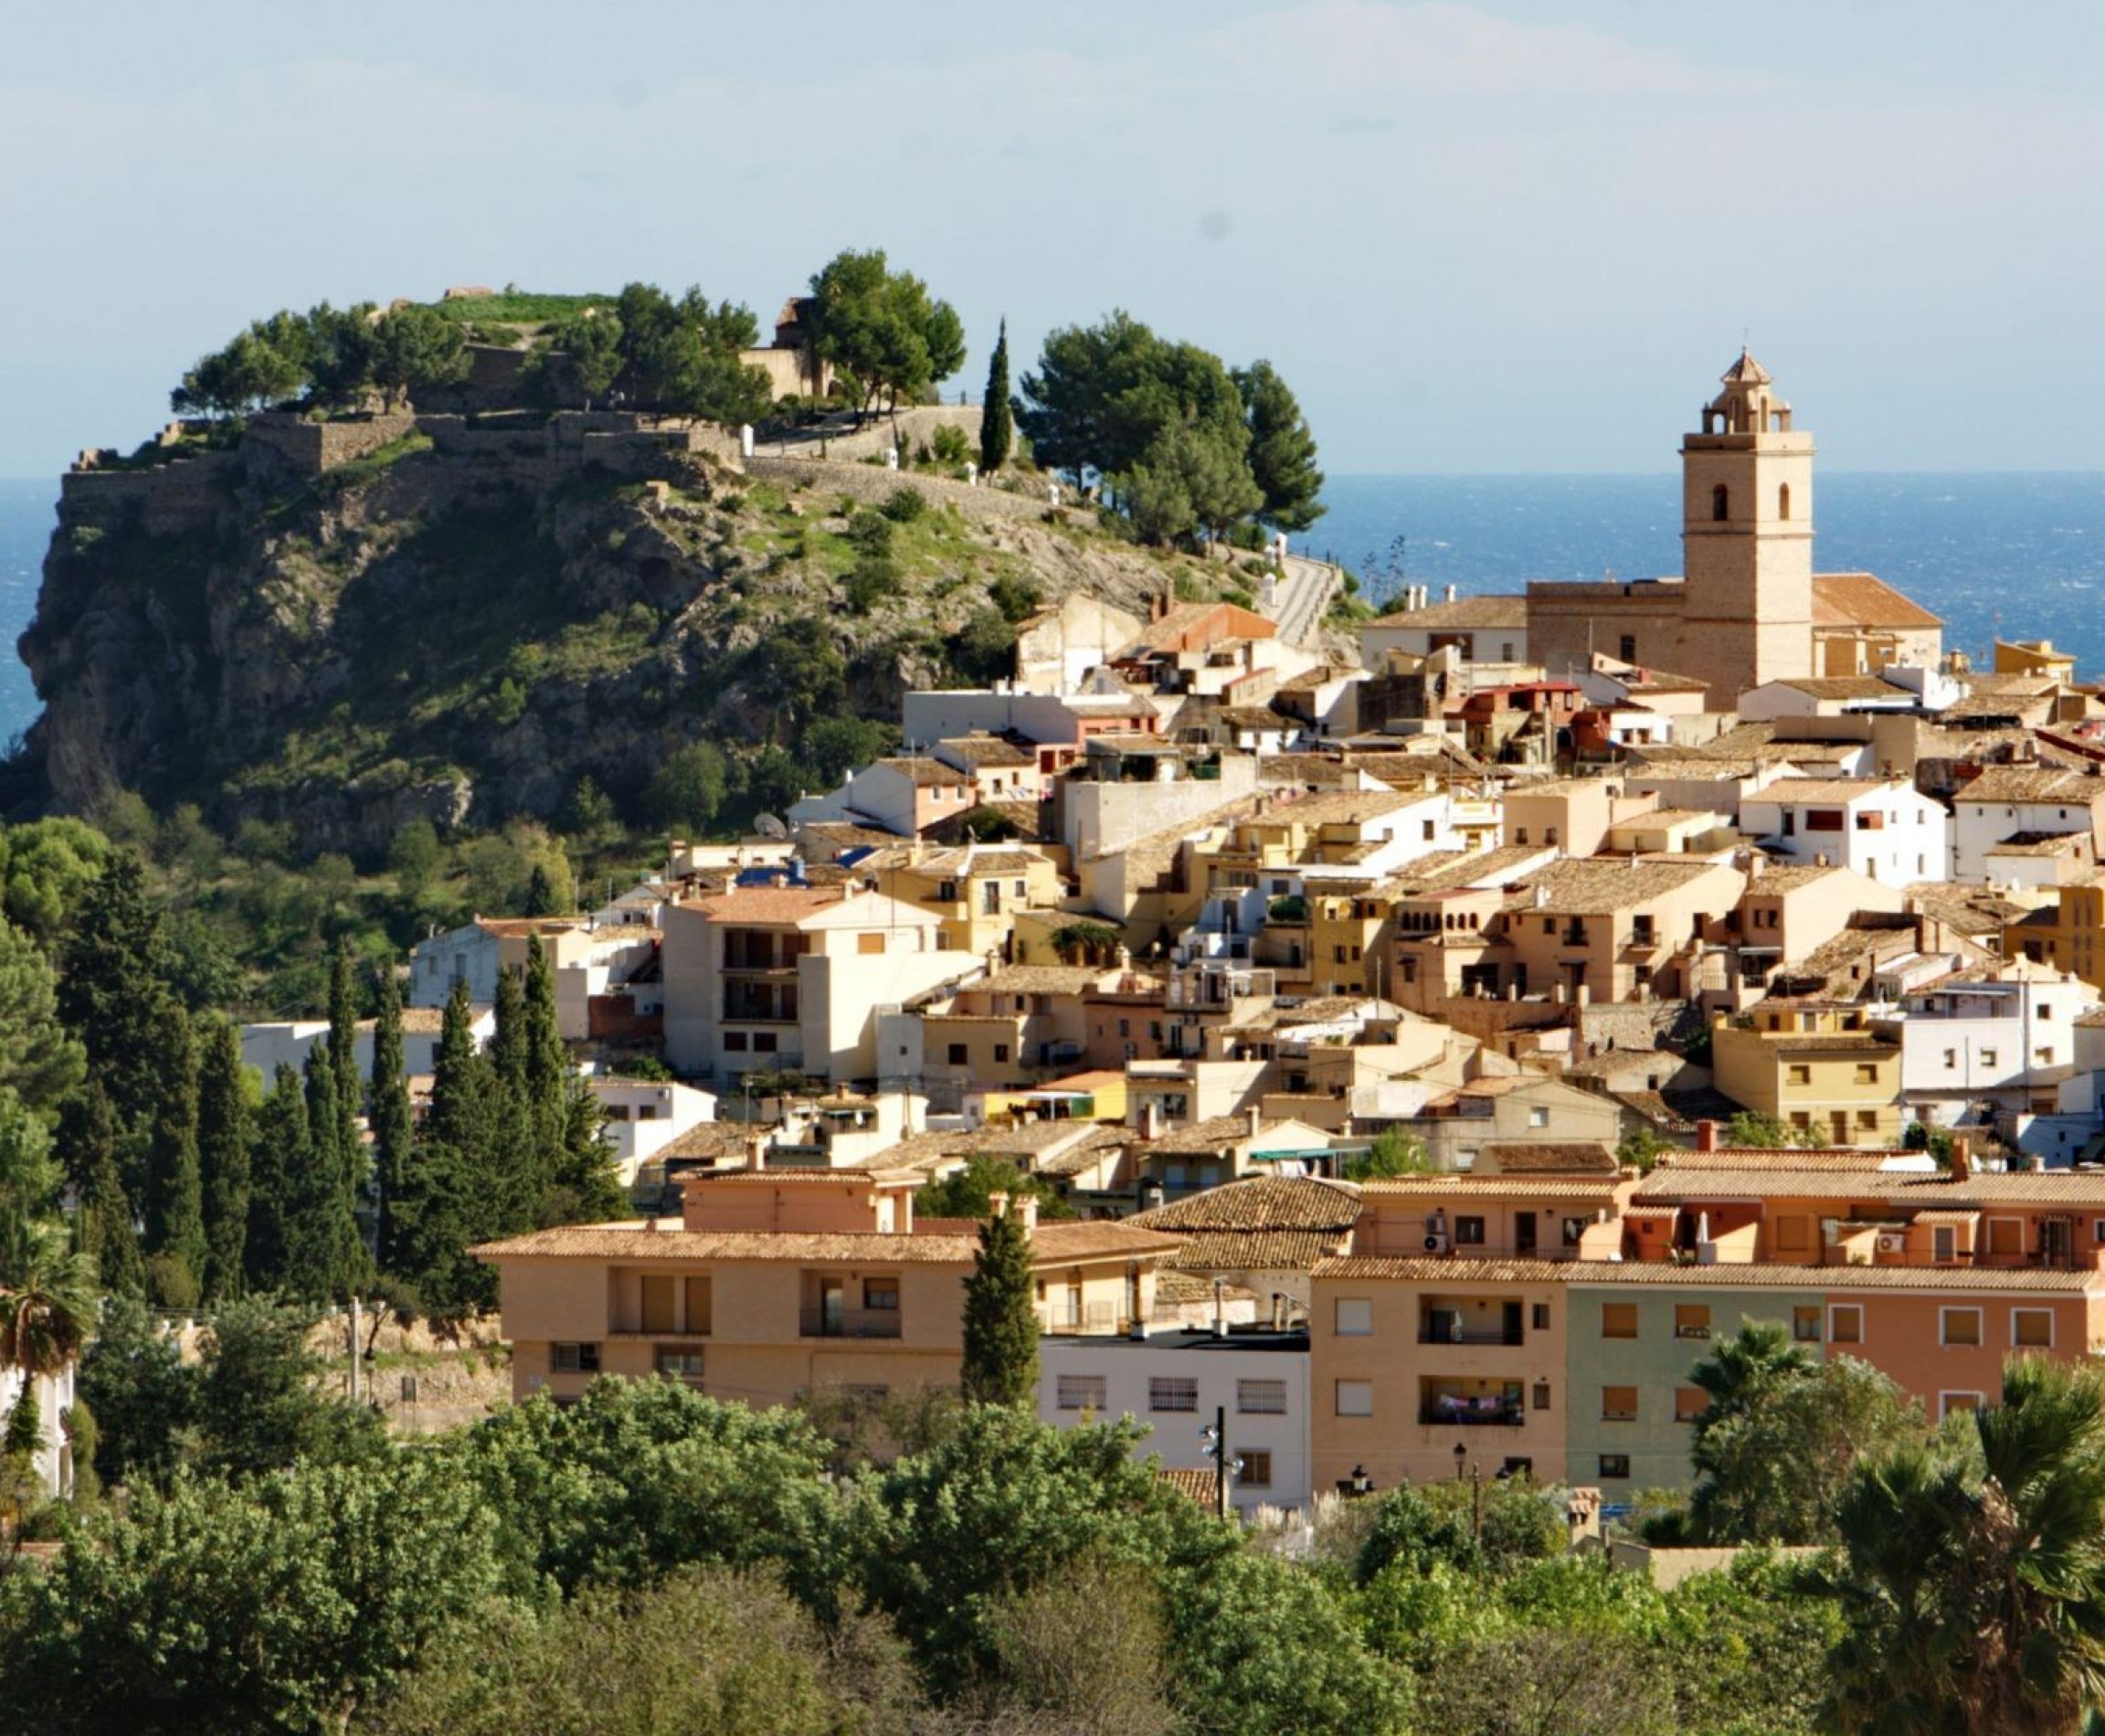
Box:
left=799, top=1307, right=903, bottom=1340
left=1039, top=1305, right=1133, bottom=1336
left=1419, top=1401, right=1525, bottom=1427
left=1417, top=1326, right=1524, bottom=1347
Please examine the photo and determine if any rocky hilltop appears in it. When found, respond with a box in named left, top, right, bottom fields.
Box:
left=20, top=410, right=1228, bottom=855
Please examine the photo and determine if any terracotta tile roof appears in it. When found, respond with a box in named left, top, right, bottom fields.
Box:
left=1128, top=1176, right=1364, bottom=1233
left=1475, top=1141, right=1620, bottom=1175
left=1956, top=767, right=2105, bottom=805
left=1089, top=794, right=1263, bottom=869
left=1370, top=595, right=1529, bottom=630
left=1030, top=1221, right=1185, bottom=1261
left=1812, top=572, right=1943, bottom=630
left=655, top=1123, right=756, bottom=1162
left=1357, top=1175, right=1623, bottom=1201
left=1657, top=1148, right=1909, bottom=1172
left=1158, top=1466, right=1219, bottom=1508
left=1637, top=1166, right=2105, bottom=1207
left=699, top=1168, right=922, bottom=1186
left=1315, top=1253, right=2101, bottom=1293
left=1159, top=1229, right=1355, bottom=1271
left=475, top=1225, right=982, bottom=1263
left=1769, top=675, right=1915, bottom=701
left=977, top=966, right=1111, bottom=996
left=1507, top=856, right=1733, bottom=915
left=1153, top=1269, right=1263, bottom=1305
left=398, top=1007, right=448, bottom=1033
left=1139, top=1114, right=1328, bottom=1156
left=1316, top=1254, right=1577, bottom=1282
left=683, top=885, right=847, bottom=923
left=474, top=916, right=587, bottom=937
left=936, top=733, right=1034, bottom=767
left=1761, top=1033, right=1900, bottom=1054
left=1751, top=778, right=1905, bottom=804
left=874, top=757, right=971, bottom=788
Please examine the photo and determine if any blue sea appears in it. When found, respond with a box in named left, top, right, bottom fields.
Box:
left=3, top=471, right=2103, bottom=747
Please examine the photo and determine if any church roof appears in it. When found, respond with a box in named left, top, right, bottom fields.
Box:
left=1812, top=572, right=1943, bottom=630
left=1720, top=348, right=1772, bottom=386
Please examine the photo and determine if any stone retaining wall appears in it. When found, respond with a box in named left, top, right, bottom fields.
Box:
left=746, top=454, right=1075, bottom=527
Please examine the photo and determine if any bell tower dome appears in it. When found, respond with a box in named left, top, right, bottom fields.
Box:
left=1678, top=349, right=1815, bottom=699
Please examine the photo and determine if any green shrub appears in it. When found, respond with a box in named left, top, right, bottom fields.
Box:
left=881, top=486, right=927, bottom=524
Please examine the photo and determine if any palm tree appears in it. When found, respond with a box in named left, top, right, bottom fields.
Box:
left=0, top=1212, right=99, bottom=1448
left=1822, top=1357, right=2105, bottom=1735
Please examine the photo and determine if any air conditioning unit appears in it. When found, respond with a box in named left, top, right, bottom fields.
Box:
left=1877, top=1232, right=1907, bottom=1254
left=1423, top=1232, right=1450, bottom=1254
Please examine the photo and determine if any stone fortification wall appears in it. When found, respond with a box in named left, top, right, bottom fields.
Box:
left=244, top=410, right=421, bottom=477
left=416, top=411, right=743, bottom=475
left=415, top=344, right=534, bottom=415
left=58, top=452, right=238, bottom=535
left=787, top=404, right=984, bottom=463
left=746, top=454, right=1072, bottom=527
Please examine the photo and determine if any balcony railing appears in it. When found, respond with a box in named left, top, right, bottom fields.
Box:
left=1417, top=1327, right=1525, bottom=1347
left=1039, top=1307, right=1134, bottom=1336
left=799, top=1307, right=903, bottom=1340
left=1419, top=1403, right=1525, bottom=1427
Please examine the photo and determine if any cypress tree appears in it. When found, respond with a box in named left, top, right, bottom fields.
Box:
left=196, top=1018, right=252, bottom=1301
left=979, top=317, right=1013, bottom=474
left=524, top=936, right=568, bottom=1191
left=549, top=1080, right=627, bottom=1225
left=142, top=1007, right=207, bottom=1302
left=245, top=1064, right=309, bottom=1296
left=961, top=1202, right=1039, bottom=1407
left=426, top=979, right=492, bottom=1162
left=297, top=1046, right=365, bottom=1300
left=488, top=966, right=538, bottom=1233
left=75, top=1084, right=143, bottom=1297
left=326, top=941, right=361, bottom=1121
left=369, top=966, right=415, bottom=1274
left=412, top=978, right=503, bottom=1313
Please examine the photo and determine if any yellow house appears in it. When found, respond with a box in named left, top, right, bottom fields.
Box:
left=2006, top=879, right=2105, bottom=990
left=475, top=1173, right=1180, bottom=1410
left=865, top=842, right=1068, bottom=958
left=1995, top=639, right=2079, bottom=682
left=1709, top=1002, right=1902, bottom=1148
left=980, top=1068, right=1129, bottom=1126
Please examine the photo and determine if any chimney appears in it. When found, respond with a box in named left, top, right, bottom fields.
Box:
left=988, top=1190, right=1010, bottom=1222
left=1948, top=1134, right=1971, bottom=1181
left=1444, top=584, right=1457, bottom=603
left=1696, top=1118, right=1719, bottom=1153
left=1212, top=1276, right=1228, bottom=1339
left=1141, top=1100, right=1164, bottom=1140
left=746, top=1128, right=769, bottom=1170
left=1245, top=1105, right=1263, bottom=1140
left=1015, top=1193, right=1039, bottom=1235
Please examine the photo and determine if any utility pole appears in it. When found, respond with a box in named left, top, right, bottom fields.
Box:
left=1212, top=1403, right=1228, bottom=1519
left=349, top=1294, right=362, bottom=1406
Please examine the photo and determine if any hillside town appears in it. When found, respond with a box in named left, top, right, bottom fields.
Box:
left=175, top=353, right=2092, bottom=1528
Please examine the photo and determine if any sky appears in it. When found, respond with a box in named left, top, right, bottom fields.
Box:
left=6, top=0, right=2105, bottom=478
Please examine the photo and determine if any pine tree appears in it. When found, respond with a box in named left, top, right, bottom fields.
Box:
left=74, top=1085, right=143, bottom=1297
left=196, top=1018, right=252, bottom=1300
left=961, top=1202, right=1039, bottom=1407
left=142, top=1007, right=207, bottom=1301
left=245, top=1064, right=309, bottom=1296
left=369, top=967, right=414, bottom=1274
left=57, top=851, right=175, bottom=1138
left=1232, top=359, right=1325, bottom=534
left=979, top=317, right=1013, bottom=474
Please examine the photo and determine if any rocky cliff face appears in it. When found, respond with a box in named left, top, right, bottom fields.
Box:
left=20, top=432, right=1193, bottom=857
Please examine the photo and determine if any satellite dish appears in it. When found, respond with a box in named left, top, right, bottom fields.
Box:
left=755, top=813, right=789, bottom=840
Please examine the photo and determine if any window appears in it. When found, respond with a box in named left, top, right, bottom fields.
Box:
left=1829, top=1305, right=1863, bottom=1345
left=725, top=1032, right=749, bottom=1052
left=552, top=1342, right=600, bottom=1373
left=1933, top=1225, right=1958, bottom=1263
left=1981, top=1048, right=2000, bottom=1069
left=993, top=1043, right=1011, bottom=1064
left=1779, top=482, right=1792, bottom=521
left=1987, top=1218, right=2022, bottom=1257
left=1335, top=1380, right=1374, bottom=1417
left=947, top=1043, right=968, bottom=1066
left=752, top=1032, right=777, bottom=1053
left=1237, top=1379, right=1288, bottom=1415
left=1599, top=1454, right=1631, bottom=1480
left=1529, top=1106, right=1550, bottom=1128
left=1712, top=484, right=1729, bottom=521
left=1941, top=1307, right=1983, bottom=1347
left=1149, top=1377, right=1199, bottom=1413
left=1620, top=633, right=1638, bottom=662
left=1239, top=1448, right=1274, bottom=1489
left=1601, top=1303, right=1638, bottom=1340
left=1788, top=1064, right=1812, bottom=1086
left=858, top=931, right=885, bottom=955
left=1454, top=1216, right=1486, bottom=1246
left=2013, top=1308, right=2055, bottom=1349
left=1674, top=1304, right=1711, bottom=1339
left=1560, top=1217, right=1588, bottom=1248
left=1856, top=1109, right=1878, bottom=1130
left=1531, top=1380, right=1551, bottom=1411
left=655, top=1347, right=704, bottom=1382
left=1335, top=1298, right=1373, bottom=1337
left=1632, top=914, right=1655, bottom=945
left=1855, top=1064, right=1878, bottom=1085
left=1774, top=1216, right=1811, bottom=1253
left=1056, top=1374, right=1106, bottom=1412
left=1793, top=1306, right=1822, bottom=1342
left=1531, top=1303, right=1551, bottom=1331
left=1675, top=1386, right=1708, bottom=1423
left=1941, top=1392, right=1983, bottom=1421
left=863, top=1279, right=899, bottom=1312
left=1602, top=1385, right=1638, bottom=1421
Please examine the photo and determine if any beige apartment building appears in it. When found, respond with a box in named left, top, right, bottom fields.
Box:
left=1710, top=1002, right=1904, bottom=1148
left=477, top=1173, right=1179, bottom=1410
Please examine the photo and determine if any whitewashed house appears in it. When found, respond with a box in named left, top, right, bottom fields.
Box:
left=1950, top=765, right=2105, bottom=884
left=1738, top=778, right=1949, bottom=885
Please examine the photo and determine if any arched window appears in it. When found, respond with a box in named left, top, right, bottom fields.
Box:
left=1779, top=483, right=1792, bottom=521
left=1712, top=483, right=1729, bottom=522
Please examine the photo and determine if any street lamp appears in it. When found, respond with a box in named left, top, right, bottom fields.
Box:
left=1349, top=1464, right=1372, bottom=1498
left=1200, top=1409, right=1235, bottom=1521
left=1453, top=1443, right=1484, bottom=1541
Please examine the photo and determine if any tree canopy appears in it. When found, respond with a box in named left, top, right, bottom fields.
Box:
left=806, top=249, right=965, bottom=424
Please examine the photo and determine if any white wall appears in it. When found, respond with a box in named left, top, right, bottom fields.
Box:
left=1037, top=1335, right=1312, bottom=1513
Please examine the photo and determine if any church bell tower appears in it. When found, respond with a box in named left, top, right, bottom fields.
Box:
left=1678, top=351, right=1815, bottom=698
